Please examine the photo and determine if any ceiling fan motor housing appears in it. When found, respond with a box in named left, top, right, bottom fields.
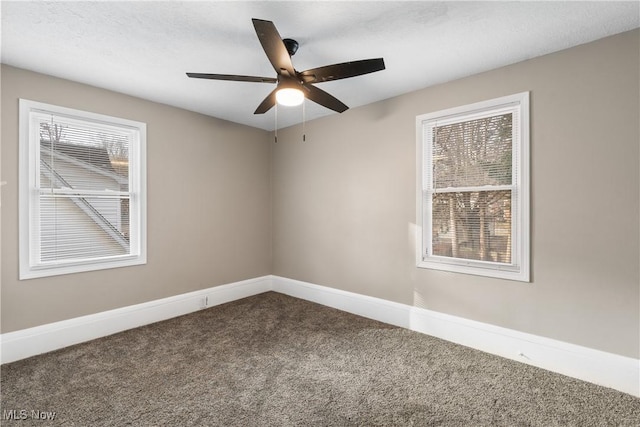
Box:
left=278, top=75, right=302, bottom=87
left=283, top=38, right=299, bottom=56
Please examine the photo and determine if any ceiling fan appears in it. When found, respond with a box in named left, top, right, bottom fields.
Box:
left=186, top=18, right=386, bottom=114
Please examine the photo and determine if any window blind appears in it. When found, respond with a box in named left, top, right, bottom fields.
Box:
left=425, top=106, right=520, bottom=266
left=33, top=112, right=133, bottom=264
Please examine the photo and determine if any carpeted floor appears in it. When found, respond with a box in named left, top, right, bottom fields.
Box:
left=1, top=292, right=639, bottom=426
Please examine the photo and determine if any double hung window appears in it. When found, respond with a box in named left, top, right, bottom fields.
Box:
left=416, top=92, right=529, bottom=281
left=19, top=99, right=146, bottom=279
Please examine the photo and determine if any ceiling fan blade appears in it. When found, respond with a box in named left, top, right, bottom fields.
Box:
left=186, top=73, right=277, bottom=83
left=300, top=58, right=385, bottom=83
left=252, top=19, right=296, bottom=77
left=254, top=88, right=278, bottom=114
left=303, top=84, right=348, bottom=113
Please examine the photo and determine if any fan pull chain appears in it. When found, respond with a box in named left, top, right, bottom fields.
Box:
left=274, top=104, right=278, bottom=143
left=302, top=99, right=306, bottom=142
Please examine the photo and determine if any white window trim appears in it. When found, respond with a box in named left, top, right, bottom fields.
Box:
left=416, top=92, right=530, bottom=282
left=19, top=99, right=147, bottom=279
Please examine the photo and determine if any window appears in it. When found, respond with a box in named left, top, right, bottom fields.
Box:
left=19, top=99, right=146, bottom=279
left=416, top=92, right=529, bottom=281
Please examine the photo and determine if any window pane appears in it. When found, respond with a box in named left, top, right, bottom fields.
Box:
left=39, top=195, right=130, bottom=262
left=431, top=190, right=512, bottom=263
left=433, top=113, right=512, bottom=189
left=37, top=116, right=131, bottom=264
left=39, top=119, right=129, bottom=192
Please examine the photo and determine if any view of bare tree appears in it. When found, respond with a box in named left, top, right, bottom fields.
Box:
left=431, top=113, right=513, bottom=263
left=98, top=133, right=129, bottom=177
left=40, top=121, right=65, bottom=144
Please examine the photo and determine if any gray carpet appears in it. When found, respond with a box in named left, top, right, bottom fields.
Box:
left=1, top=292, right=639, bottom=426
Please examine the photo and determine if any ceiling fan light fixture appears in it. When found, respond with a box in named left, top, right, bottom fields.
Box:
left=187, top=19, right=385, bottom=114
left=276, top=87, right=304, bottom=106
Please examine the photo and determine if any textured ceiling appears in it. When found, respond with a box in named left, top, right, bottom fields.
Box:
left=2, top=1, right=639, bottom=131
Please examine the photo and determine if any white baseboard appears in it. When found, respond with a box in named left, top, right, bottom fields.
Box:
left=2, top=274, right=638, bottom=397
left=409, top=305, right=640, bottom=397
left=0, top=276, right=272, bottom=364
left=271, top=276, right=640, bottom=397
left=272, top=276, right=411, bottom=328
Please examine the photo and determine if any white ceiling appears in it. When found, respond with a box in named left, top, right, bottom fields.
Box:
left=2, top=1, right=639, bottom=131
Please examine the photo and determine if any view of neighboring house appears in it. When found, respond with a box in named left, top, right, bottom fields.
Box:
left=39, top=138, right=130, bottom=262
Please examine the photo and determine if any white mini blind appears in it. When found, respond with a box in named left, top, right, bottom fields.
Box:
left=20, top=99, right=146, bottom=279
left=426, top=109, right=517, bottom=265
left=35, top=112, right=133, bottom=264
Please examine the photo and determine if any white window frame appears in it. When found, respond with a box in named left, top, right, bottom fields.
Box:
left=19, top=99, right=147, bottom=279
left=416, top=92, right=530, bottom=282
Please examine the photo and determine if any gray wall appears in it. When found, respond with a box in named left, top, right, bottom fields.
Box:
left=272, top=30, right=640, bottom=359
left=1, top=65, right=272, bottom=332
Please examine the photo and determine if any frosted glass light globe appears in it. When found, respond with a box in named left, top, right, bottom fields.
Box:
left=276, top=88, right=304, bottom=106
